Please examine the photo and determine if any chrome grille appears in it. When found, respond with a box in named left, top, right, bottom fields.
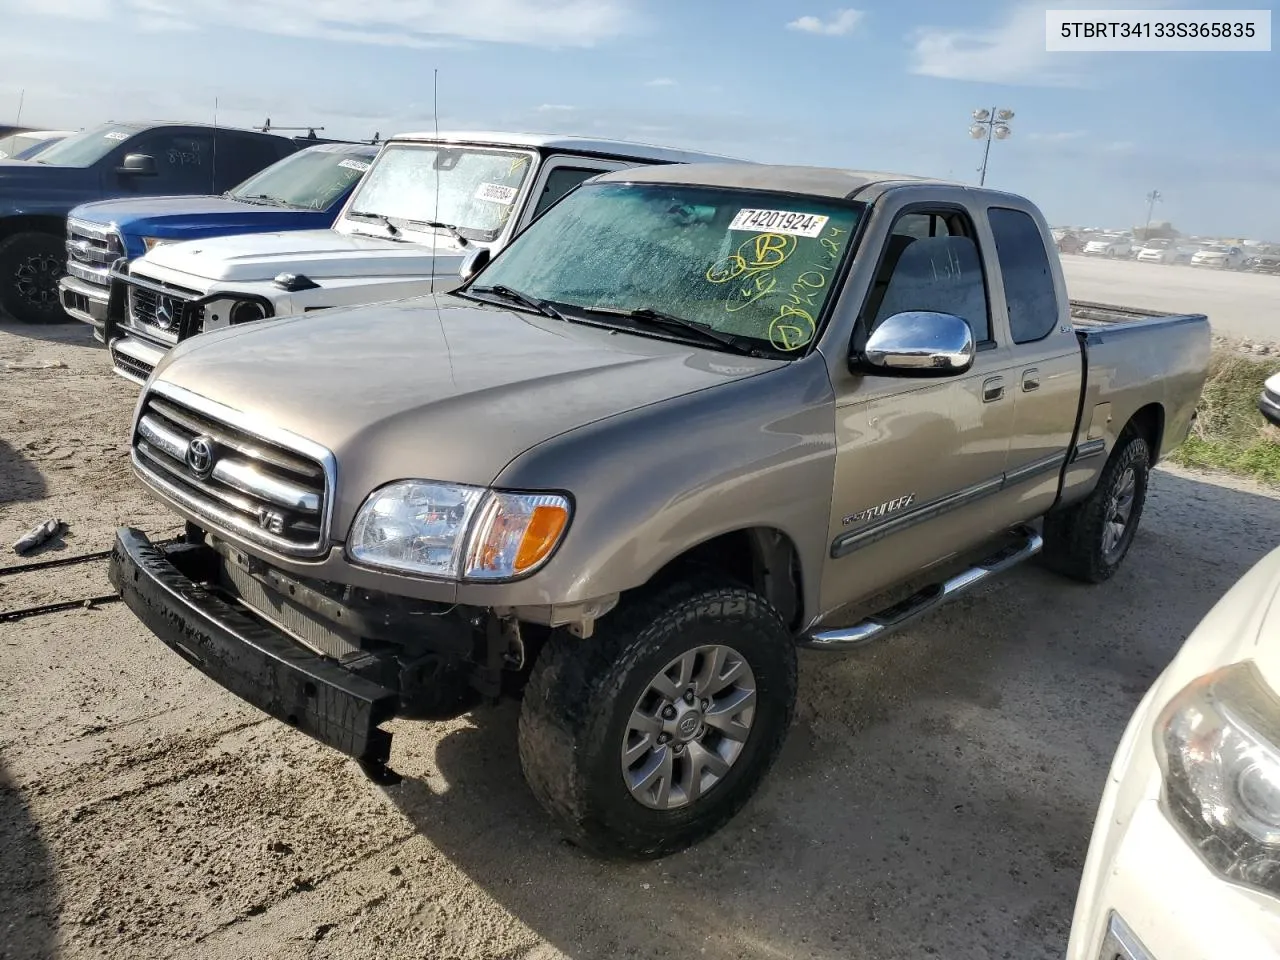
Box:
left=112, top=350, right=154, bottom=385
left=132, top=389, right=332, bottom=556
left=127, top=283, right=189, bottom=340
left=66, top=218, right=123, bottom=288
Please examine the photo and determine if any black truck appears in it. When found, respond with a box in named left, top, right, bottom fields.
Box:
left=0, top=121, right=309, bottom=324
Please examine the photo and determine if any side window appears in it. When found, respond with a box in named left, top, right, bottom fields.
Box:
left=987, top=207, right=1058, bottom=345
left=892, top=212, right=951, bottom=240
left=215, top=133, right=289, bottom=190
left=127, top=131, right=216, bottom=193
left=531, top=166, right=610, bottom=219
left=865, top=209, right=991, bottom=343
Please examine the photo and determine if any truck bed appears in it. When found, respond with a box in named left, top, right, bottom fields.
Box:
left=1069, top=298, right=1206, bottom=338
left=1060, top=299, right=1210, bottom=505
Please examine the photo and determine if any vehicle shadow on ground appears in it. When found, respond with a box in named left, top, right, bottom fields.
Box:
left=0, top=440, right=48, bottom=505
left=0, top=317, right=97, bottom=347
left=386, top=466, right=1278, bottom=960
left=0, top=758, right=57, bottom=960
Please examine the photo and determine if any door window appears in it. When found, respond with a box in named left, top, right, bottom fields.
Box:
left=214, top=132, right=291, bottom=191
left=123, top=130, right=217, bottom=194
left=865, top=209, right=991, bottom=343
left=987, top=207, right=1058, bottom=344
left=530, top=165, right=613, bottom=220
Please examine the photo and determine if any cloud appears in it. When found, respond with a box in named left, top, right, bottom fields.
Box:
left=0, top=0, right=642, bottom=48
left=645, top=77, right=677, bottom=87
left=536, top=103, right=576, bottom=112
left=908, top=0, right=1172, bottom=88
left=786, top=9, right=864, bottom=36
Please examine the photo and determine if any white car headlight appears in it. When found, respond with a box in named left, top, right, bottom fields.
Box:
left=347, top=480, right=571, bottom=581
left=1155, top=660, right=1280, bottom=897
left=141, top=236, right=175, bottom=252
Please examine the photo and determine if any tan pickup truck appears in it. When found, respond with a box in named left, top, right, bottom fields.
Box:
left=108, top=163, right=1211, bottom=860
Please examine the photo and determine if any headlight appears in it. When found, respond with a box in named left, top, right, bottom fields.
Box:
left=347, top=480, right=571, bottom=581
left=1155, top=660, right=1280, bottom=897
left=141, top=236, right=175, bottom=252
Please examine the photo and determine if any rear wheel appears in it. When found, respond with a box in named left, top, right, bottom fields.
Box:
left=1042, top=431, right=1150, bottom=583
left=0, top=232, right=68, bottom=324
left=517, top=578, right=797, bottom=860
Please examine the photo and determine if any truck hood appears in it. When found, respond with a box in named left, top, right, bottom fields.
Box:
left=70, top=195, right=328, bottom=239
left=153, top=295, right=782, bottom=521
left=139, top=228, right=464, bottom=283
left=0, top=158, right=91, bottom=187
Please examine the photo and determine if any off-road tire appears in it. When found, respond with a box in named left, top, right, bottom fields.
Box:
left=0, top=232, right=68, bottom=324
left=1042, top=430, right=1150, bottom=584
left=517, top=578, right=797, bottom=860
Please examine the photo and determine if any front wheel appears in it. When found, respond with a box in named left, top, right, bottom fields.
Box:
left=517, top=579, right=797, bottom=860
left=1042, top=431, right=1150, bottom=583
left=0, top=232, right=68, bottom=324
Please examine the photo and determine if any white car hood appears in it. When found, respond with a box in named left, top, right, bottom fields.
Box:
left=139, top=228, right=466, bottom=283
left=1168, top=543, right=1280, bottom=695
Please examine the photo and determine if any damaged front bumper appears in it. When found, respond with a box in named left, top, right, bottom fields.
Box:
left=109, top=526, right=401, bottom=772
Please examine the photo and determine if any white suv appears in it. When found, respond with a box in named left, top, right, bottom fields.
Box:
left=104, top=131, right=743, bottom=384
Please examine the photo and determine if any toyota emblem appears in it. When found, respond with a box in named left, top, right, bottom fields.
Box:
left=185, top=435, right=214, bottom=479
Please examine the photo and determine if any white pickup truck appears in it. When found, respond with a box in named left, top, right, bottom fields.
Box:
left=103, top=131, right=741, bottom=383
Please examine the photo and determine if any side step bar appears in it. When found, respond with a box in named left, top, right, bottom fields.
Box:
left=801, top=525, right=1043, bottom=650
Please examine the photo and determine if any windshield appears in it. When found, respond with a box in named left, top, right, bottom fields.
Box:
left=470, top=181, right=864, bottom=356
left=0, top=133, right=57, bottom=160
left=30, top=123, right=135, bottom=167
left=1143, top=239, right=1171, bottom=248
left=229, top=148, right=371, bottom=210
left=343, top=143, right=534, bottom=241
left=1204, top=245, right=1230, bottom=252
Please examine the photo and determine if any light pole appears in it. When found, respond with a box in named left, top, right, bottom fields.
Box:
left=1144, top=190, right=1162, bottom=236
left=969, top=107, right=1014, bottom=187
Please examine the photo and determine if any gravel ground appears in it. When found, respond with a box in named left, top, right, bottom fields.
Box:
left=2, top=270, right=1279, bottom=960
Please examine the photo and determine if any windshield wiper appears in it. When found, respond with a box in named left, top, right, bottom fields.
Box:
left=574, top=305, right=762, bottom=356
left=469, top=284, right=564, bottom=321
left=347, top=210, right=400, bottom=237
left=404, top=219, right=469, bottom=247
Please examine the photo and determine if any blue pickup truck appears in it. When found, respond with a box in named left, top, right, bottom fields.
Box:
left=60, top=141, right=378, bottom=335
left=0, top=120, right=307, bottom=324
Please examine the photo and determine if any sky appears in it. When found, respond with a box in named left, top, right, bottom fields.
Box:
left=0, top=0, right=1276, bottom=239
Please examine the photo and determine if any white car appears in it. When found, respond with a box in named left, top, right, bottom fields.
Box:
left=1191, top=244, right=1246, bottom=269
left=104, top=131, right=743, bottom=383
left=1083, top=235, right=1132, bottom=258
left=1136, top=239, right=1196, bottom=264
left=1066, top=515, right=1280, bottom=958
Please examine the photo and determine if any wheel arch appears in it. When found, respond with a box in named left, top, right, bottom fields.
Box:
left=646, top=526, right=806, bottom=632
left=0, top=215, right=66, bottom=244
left=1125, top=402, right=1165, bottom=465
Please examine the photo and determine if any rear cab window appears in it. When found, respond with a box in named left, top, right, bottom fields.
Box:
left=987, top=207, right=1060, bottom=345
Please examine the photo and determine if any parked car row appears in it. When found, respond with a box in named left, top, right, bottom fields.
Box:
left=0, top=119, right=364, bottom=324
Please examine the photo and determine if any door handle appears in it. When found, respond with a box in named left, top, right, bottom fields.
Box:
left=982, top=376, right=1005, bottom=403
left=1022, top=368, right=1041, bottom=392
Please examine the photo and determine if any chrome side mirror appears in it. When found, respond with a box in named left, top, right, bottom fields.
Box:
left=458, top=246, right=491, bottom=283
left=855, top=311, right=975, bottom=376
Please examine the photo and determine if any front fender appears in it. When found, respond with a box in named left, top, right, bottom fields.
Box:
left=459, top=354, right=839, bottom=620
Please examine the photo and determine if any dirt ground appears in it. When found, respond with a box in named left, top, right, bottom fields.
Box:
left=2, top=303, right=1279, bottom=960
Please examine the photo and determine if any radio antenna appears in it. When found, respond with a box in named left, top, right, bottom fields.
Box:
left=430, top=68, right=440, bottom=294
left=14, top=88, right=24, bottom=127
left=211, top=97, right=219, bottom=193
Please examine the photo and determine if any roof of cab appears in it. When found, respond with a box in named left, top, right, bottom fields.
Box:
left=295, top=141, right=381, bottom=158
left=387, top=130, right=745, bottom=165
left=591, top=162, right=961, bottom=199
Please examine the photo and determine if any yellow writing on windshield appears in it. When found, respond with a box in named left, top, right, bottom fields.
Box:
left=768, top=305, right=815, bottom=351
left=706, top=233, right=797, bottom=311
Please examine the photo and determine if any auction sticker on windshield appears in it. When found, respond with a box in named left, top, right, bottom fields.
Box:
left=338, top=158, right=371, bottom=172
left=476, top=182, right=518, bottom=205
left=729, top=208, right=830, bottom=238
left=104, top=131, right=129, bottom=141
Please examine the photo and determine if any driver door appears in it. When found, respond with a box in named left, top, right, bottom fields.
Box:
left=820, top=204, right=1019, bottom=615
